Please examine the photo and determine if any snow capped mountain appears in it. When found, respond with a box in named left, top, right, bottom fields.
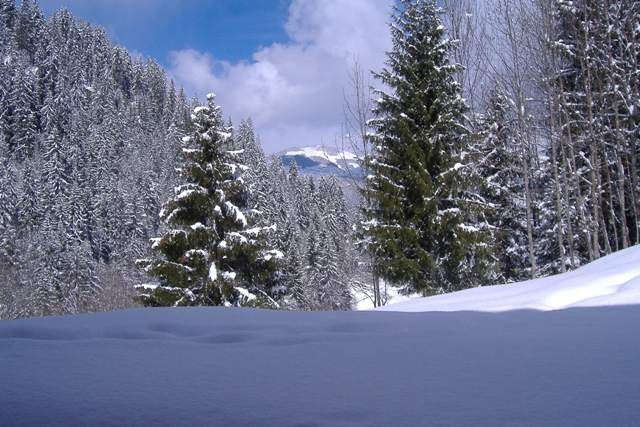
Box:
left=377, top=244, right=640, bottom=312
left=276, top=145, right=363, bottom=179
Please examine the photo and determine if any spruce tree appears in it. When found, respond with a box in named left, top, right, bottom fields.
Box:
left=364, top=0, right=489, bottom=294
left=473, top=89, right=530, bottom=282
left=136, top=94, right=280, bottom=307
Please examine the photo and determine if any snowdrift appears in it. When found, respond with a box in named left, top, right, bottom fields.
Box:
left=379, top=244, right=640, bottom=312
left=2, top=306, right=640, bottom=426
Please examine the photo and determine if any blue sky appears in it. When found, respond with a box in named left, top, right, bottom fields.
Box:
left=39, top=0, right=291, bottom=64
left=38, top=0, right=393, bottom=152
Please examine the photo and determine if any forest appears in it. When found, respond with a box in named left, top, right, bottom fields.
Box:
left=0, top=0, right=638, bottom=319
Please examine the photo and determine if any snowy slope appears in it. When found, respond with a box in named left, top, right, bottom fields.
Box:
left=283, top=146, right=360, bottom=167
left=277, top=145, right=362, bottom=179
left=2, top=306, right=640, bottom=426
left=379, top=244, right=640, bottom=312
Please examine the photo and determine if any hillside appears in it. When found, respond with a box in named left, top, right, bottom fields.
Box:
left=378, top=244, right=640, bottom=312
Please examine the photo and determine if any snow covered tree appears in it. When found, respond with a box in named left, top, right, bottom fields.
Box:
left=14, top=0, right=43, bottom=59
left=7, top=62, right=39, bottom=160
left=0, top=0, right=198, bottom=318
left=472, top=88, right=530, bottom=282
left=364, top=0, right=490, bottom=294
left=309, top=227, right=352, bottom=310
left=136, top=94, right=281, bottom=307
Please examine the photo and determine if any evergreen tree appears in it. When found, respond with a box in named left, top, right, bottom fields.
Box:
left=311, top=227, right=351, bottom=310
left=15, top=0, right=43, bottom=59
left=473, top=88, right=530, bottom=282
left=137, top=94, right=280, bottom=307
left=8, top=62, right=39, bottom=159
left=364, top=0, right=489, bottom=294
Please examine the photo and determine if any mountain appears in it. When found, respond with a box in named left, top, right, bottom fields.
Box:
left=275, top=146, right=364, bottom=203
left=276, top=146, right=363, bottom=179
left=376, top=244, right=640, bottom=312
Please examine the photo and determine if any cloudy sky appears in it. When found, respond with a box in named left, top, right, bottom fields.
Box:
left=40, top=0, right=393, bottom=152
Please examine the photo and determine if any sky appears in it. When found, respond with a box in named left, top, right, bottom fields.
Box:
left=39, top=0, right=394, bottom=153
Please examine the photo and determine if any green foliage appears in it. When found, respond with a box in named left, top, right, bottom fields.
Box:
left=363, top=0, right=493, bottom=294
left=137, top=94, right=278, bottom=307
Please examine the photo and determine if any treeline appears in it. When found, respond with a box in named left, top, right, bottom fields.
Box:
left=0, top=0, right=190, bottom=318
left=1, top=0, right=637, bottom=317
left=470, top=0, right=640, bottom=277
left=137, top=111, right=358, bottom=311
left=359, top=0, right=639, bottom=298
left=0, top=0, right=359, bottom=318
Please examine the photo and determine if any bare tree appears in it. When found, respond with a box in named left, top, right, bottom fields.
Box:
left=484, top=0, right=540, bottom=278
left=442, top=0, right=490, bottom=112
left=339, top=57, right=388, bottom=307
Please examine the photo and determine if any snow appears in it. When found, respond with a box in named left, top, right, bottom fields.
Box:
left=185, top=249, right=208, bottom=259
left=221, top=271, right=237, bottom=280
left=175, top=189, right=196, bottom=200
left=208, top=262, right=217, bottom=281
left=284, top=146, right=359, bottom=169
left=379, top=244, right=640, bottom=313
left=262, top=249, right=284, bottom=261
left=164, top=207, right=183, bottom=222
left=182, top=147, right=200, bottom=154
left=235, top=286, right=256, bottom=302
left=216, top=130, right=232, bottom=140
left=1, top=306, right=639, bottom=425
left=150, top=237, right=161, bottom=249
left=458, top=223, right=479, bottom=232
left=224, top=201, right=248, bottom=227
left=226, top=232, right=248, bottom=244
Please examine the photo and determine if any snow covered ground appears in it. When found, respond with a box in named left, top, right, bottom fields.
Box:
left=2, top=305, right=640, bottom=426
left=2, top=248, right=640, bottom=425
left=378, top=244, right=640, bottom=312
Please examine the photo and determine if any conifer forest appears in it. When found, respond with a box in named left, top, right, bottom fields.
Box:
left=0, top=0, right=638, bottom=319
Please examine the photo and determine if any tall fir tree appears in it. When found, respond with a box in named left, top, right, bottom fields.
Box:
left=136, top=94, right=280, bottom=307
left=364, top=0, right=490, bottom=294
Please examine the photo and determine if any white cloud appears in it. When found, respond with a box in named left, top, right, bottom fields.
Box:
left=168, top=0, right=393, bottom=153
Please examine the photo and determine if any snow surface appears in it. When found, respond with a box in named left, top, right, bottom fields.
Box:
left=208, top=262, right=217, bottom=281
left=379, top=244, right=640, bottom=313
left=1, top=306, right=640, bottom=426
left=284, top=146, right=359, bottom=169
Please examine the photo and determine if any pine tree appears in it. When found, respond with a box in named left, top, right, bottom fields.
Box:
left=0, top=0, right=16, bottom=36
left=6, top=62, right=39, bottom=160
left=364, top=0, right=489, bottom=294
left=281, top=230, right=305, bottom=308
left=473, top=88, right=530, bottom=282
left=15, top=0, right=43, bottom=60
left=0, top=1, right=198, bottom=318
left=136, top=94, right=280, bottom=307
left=311, top=227, right=351, bottom=310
